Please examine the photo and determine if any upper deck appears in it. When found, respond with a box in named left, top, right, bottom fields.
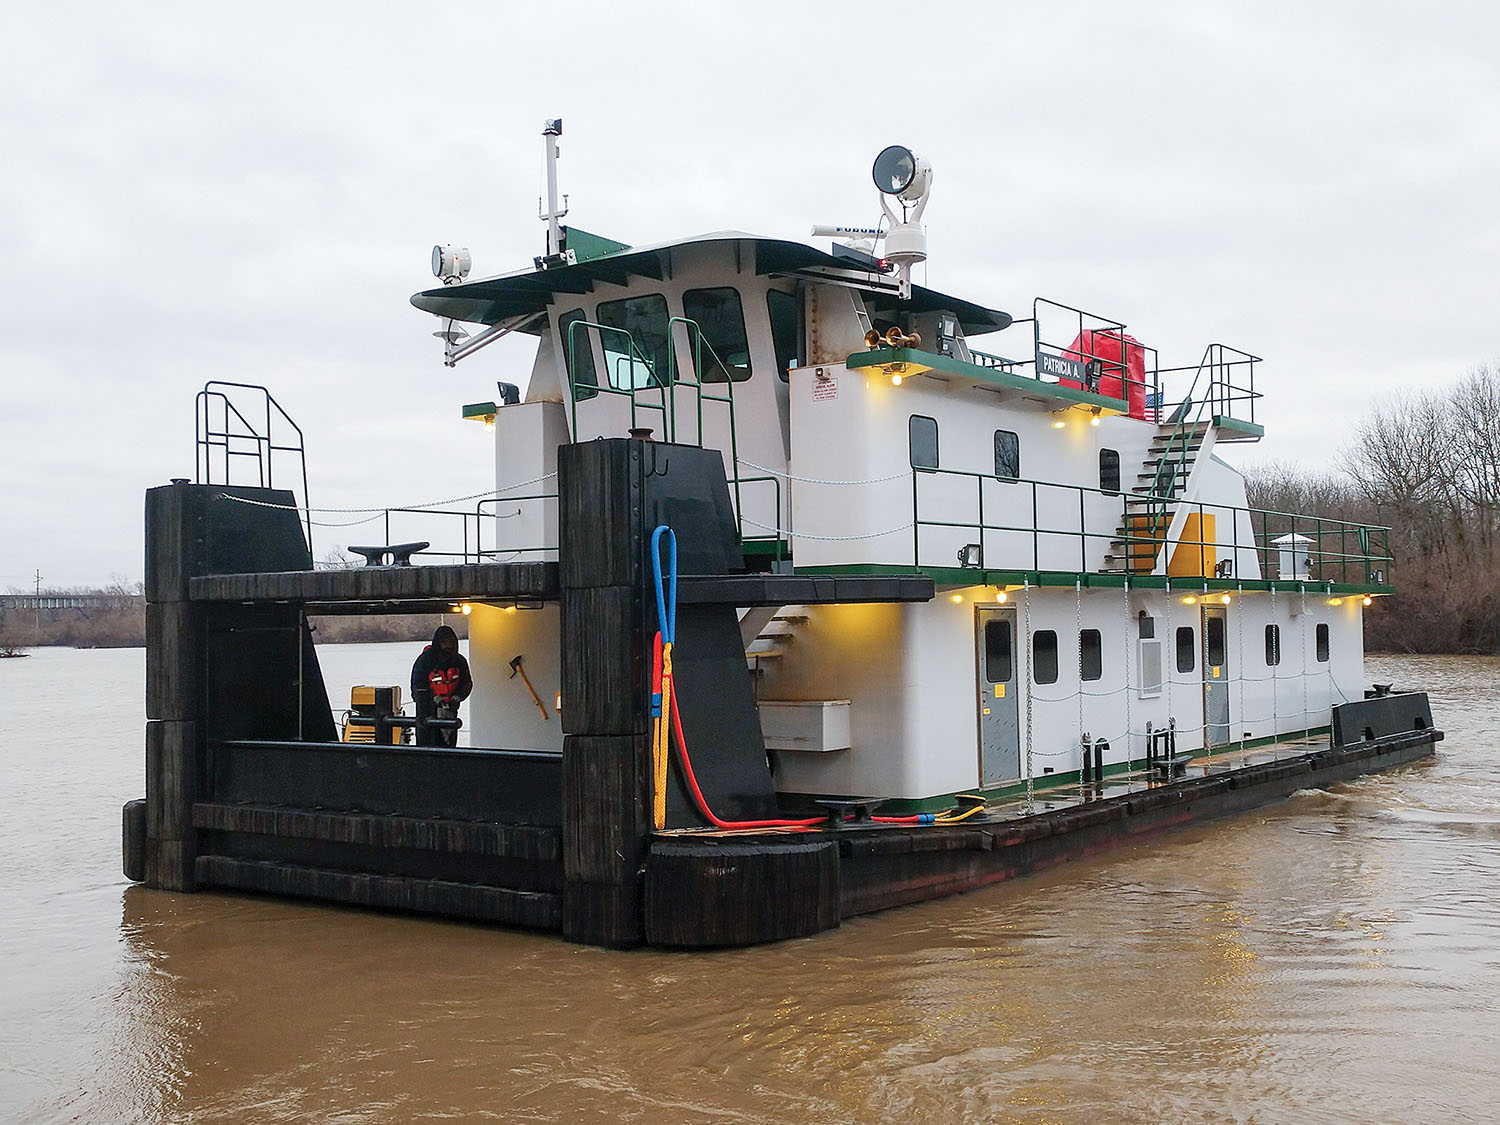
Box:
left=408, top=229, right=1390, bottom=599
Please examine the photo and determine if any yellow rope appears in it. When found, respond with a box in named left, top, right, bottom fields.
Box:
left=653, top=642, right=674, bottom=829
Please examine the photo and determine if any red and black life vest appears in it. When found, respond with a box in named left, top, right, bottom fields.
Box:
left=428, top=666, right=462, bottom=699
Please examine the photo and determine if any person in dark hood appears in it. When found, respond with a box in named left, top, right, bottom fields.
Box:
left=410, top=624, right=473, bottom=747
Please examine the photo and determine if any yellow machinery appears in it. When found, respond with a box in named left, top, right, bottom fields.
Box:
left=340, top=685, right=410, bottom=744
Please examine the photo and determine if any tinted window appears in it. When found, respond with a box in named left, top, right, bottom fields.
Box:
left=1176, top=626, right=1196, bottom=673
left=1100, top=448, right=1120, bottom=494
left=1206, top=615, right=1226, bottom=667
left=596, top=294, right=669, bottom=389
left=984, top=619, right=1012, bottom=684
left=1033, top=630, right=1059, bottom=684
left=994, top=430, right=1020, bottom=480
left=682, top=287, right=751, bottom=383
left=1265, top=624, right=1281, bottom=666
left=909, top=415, right=939, bottom=470
left=767, top=289, right=801, bottom=382
left=1316, top=623, right=1330, bottom=663
left=559, top=308, right=598, bottom=401
left=1080, top=629, right=1102, bottom=681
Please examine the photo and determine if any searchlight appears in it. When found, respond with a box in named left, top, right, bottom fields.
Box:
left=870, top=144, right=932, bottom=299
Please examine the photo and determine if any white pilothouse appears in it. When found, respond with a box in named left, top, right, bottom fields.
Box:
left=414, top=120, right=1389, bottom=811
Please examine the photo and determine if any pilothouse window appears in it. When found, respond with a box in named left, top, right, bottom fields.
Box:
left=767, top=289, right=802, bottom=382
left=596, top=294, right=669, bottom=390
left=682, top=287, right=751, bottom=382
left=559, top=308, right=598, bottom=401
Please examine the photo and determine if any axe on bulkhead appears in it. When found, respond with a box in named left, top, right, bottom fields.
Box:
left=509, top=654, right=550, bottom=720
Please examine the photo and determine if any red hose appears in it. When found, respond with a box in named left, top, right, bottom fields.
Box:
left=667, top=688, right=826, bottom=830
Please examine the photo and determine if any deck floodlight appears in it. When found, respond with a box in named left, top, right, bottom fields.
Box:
left=957, top=543, right=982, bottom=568
left=432, top=244, right=472, bottom=283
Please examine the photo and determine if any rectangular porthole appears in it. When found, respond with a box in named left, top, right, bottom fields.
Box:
left=1316, top=622, right=1330, bottom=662
left=910, top=415, right=939, bottom=470
left=1265, top=623, right=1281, bottom=666
left=1080, top=629, right=1102, bottom=681
left=1100, top=448, right=1120, bottom=494
left=1033, top=629, right=1059, bottom=684
left=994, top=430, right=1019, bottom=480
left=1176, top=626, right=1196, bottom=673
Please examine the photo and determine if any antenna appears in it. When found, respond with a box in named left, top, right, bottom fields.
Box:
left=537, top=118, right=573, bottom=268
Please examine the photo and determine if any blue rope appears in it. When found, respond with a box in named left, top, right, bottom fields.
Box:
left=650, top=524, right=677, bottom=644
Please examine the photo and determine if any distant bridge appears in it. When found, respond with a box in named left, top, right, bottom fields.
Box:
left=0, top=594, right=138, bottom=620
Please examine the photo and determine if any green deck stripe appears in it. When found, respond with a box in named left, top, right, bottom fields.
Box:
left=793, top=563, right=1393, bottom=596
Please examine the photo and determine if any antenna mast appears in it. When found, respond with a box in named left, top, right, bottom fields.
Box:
left=539, top=118, right=570, bottom=262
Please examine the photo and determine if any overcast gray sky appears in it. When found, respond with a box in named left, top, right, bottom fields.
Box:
left=4, top=1, right=1497, bottom=588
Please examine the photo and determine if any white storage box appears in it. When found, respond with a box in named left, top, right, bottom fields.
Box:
left=758, top=700, right=851, bottom=753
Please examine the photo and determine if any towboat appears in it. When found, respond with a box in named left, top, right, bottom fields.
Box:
left=123, top=121, right=1440, bottom=948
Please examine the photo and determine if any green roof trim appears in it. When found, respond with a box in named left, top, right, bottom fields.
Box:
left=412, top=233, right=1011, bottom=335
left=462, top=401, right=497, bottom=420
left=847, top=347, right=1130, bottom=413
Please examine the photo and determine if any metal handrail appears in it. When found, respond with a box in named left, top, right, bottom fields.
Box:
left=1024, top=297, right=1162, bottom=412
left=726, top=473, right=785, bottom=564
left=907, top=464, right=1392, bottom=583
left=564, top=320, right=669, bottom=440
left=666, top=316, right=742, bottom=521
left=195, top=381, right=313, bottom=554
left=1151, top=345, right=1261, bottom=491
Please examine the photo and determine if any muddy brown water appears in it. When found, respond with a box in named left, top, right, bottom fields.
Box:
left=2, top=647, right=1497, bottom=1123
